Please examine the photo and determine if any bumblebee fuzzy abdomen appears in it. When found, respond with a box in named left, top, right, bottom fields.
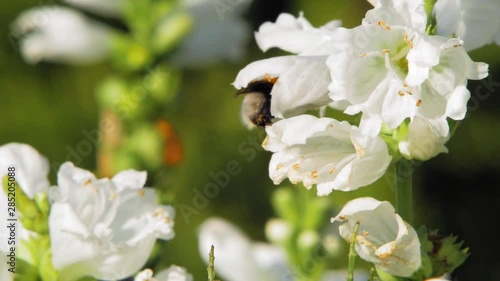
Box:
left=237, top=79, right=275, bottom=129
left=240, top=92, right=274, bottom=128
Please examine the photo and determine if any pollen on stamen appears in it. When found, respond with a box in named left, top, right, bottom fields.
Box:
left=416, top=99, right=422, bottom=107
left=276, top=163, right=283, bottom=171
left=382, top=49, right=390, bottom=54
left=377, top=20, right=391, bottom=30
left=363, top=230, right=370, bottom=236
left=262, top=136, right=269, bottom=147
left=359, top=52, right=367, bottom=58
left=403, top=32, right=414, bottom=48
left=292, top=163, right=300, bottom=170
left=311, top=171, right=318, bottom=179
left=329, top=167, right=336, bottom=174
left=406, top=91, right=413, bottom=95
left=398, top=91, right=405, bottom=97
left=153, top=208, right=166, bottom=218
left=109, top=193, right=118, bottom=201
left=137, top=189, right=146, bottom=197
left=352, top=141, right=366, bottom=158
left=264, top=73, right=279, bottom=84
left=339, top=216, right=346, bottom=220
left=83, top=178, right=92, bottom=187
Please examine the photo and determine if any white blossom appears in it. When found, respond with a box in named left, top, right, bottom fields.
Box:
left=134, top=266, right=193, bottom=281
left=233, top=56, right=333, bottom=118
left=255, top=13, right=346, bottom=56
left=262, top=115, right=391, bottom=196
left=199, top=217, right=368, bottom=281
left=328, top=0, right=488, bottom=137
left=0, top=143, right=50, bottom=198
left=234, top=13, right=353, bottom=119
left=11, top=6, right=112, bottom=65
left=155, top=265, right=194, bottom=281
left=0, top=143, right=49, bottom=281
left=199, top=217, right=289, bottom=281
left=49, top=162, right=175, bottom=281
left=398, top=117, right=450, bottom=161
left=434, top=0, right=500, bottom=51
left=332, top=197, right=421, bottom=277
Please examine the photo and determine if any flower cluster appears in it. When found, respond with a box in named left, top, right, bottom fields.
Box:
left=235, top=0, right=489, bottom=195
left=232, top=0, right=493, bottom=279
left=0, top=143, right=188, bottom=281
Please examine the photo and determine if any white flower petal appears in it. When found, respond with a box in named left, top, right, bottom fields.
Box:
left=255, top=13, right=342, bottom=55
left=0, top=143, right=50, bottom=198
left=263, top=115, right=391, bottom=195
left=234, top=56, right=332, bottom=118
left=11, top=6, right=112, bottom=65
left=112, top=170, right=147, bottom=191
left=155, top=265, right=193, bottom=281
left=434, top=0, right=500, bottom=51
left=445, top=85, right=470, bottom=120
left=332, top=197, right=421, bottom=277
left=399, top=117, right=450, bottom=161
left=363, top=0, right=427, bottom=31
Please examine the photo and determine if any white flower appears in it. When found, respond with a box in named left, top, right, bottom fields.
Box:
left=170, top=0, right=251, bottom=67
left=331, top=197, right=421, bottom=277
left=11, top=6, right=113, bottom=65
left=398, top=117, right=450, bottom=161
left=255, top=13, right=346, bottom=56
left=49, top=162, right=175, bottom=281
left=234, top=56, right=333, bottom=118
left=134, top=266, right=193, bottom=281
left=155, top=265, right=193, bottom=281
left=199, top=217, right=368, bottom=281
left=198, top=217, right=289, bottom=281
left=328, top=0, right=488, bottom=137
left=363, top=0, right=427, bottom=32
left=64, top=0, right=124, bottom=17
left=262, top=115, right=392, bottom=196
left=434, top=0, right=500, bottom=51
left=0, top=143, right=50, bottom=198
left=234, top=13, right=353, bottom=119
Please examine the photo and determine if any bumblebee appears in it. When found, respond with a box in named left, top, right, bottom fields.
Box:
left=237, top=75, right=278, bottom=129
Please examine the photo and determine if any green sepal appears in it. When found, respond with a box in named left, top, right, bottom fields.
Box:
left=375, top=267, right=406, bottom=281
left=13, top=259, right=40, bottom=281
left=39, top=249, right=59, bottom=281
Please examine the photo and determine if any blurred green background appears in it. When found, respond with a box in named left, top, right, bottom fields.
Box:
left=1, top=0, right=500, bottom=280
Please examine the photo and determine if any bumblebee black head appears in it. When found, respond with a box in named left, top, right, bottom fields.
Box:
left=237, top=77, right=277, bottom=129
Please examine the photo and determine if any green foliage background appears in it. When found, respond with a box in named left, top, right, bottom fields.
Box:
left=1, top=0, right=499, bottom=280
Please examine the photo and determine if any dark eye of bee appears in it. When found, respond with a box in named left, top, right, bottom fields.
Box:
left=237, top=77, right=277, bottom=129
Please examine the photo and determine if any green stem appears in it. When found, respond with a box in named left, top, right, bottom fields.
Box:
left=347, top=222, right=360, bottom=281
left=208, top=245, right=216, bottom=281
left=424, top=0, right=437, bottom=35
left=395, top=160, right=414, bottom=224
